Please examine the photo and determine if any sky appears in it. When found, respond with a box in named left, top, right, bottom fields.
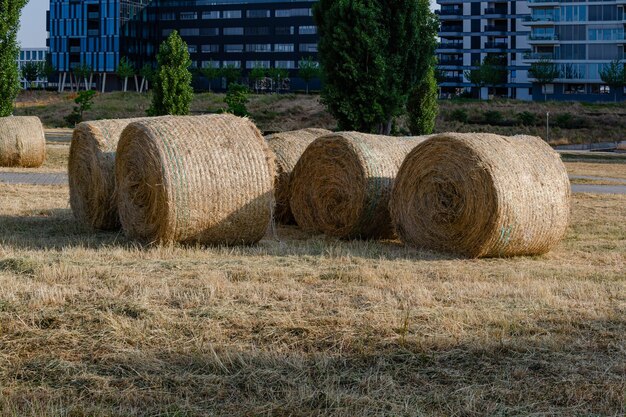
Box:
left=17, top=0, right=439, bottom=48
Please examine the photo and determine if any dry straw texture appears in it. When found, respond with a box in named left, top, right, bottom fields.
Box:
left=266, top=128, right=331, bottom=224
left=390, top=133, right=571, bottom=258
left=115, top=114, right=275, bottom=245
left=289, top=132, right=429, bottom=239
left=69, top=118, right=145, bottom=230
left=0, top=116, right=45, bottom=167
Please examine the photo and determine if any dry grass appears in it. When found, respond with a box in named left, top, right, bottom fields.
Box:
left=0, top=175, right=624, bottom=416
left=564, top=161, right=626, bottom=180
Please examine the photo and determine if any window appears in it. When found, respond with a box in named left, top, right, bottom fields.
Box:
left=246, top=44, right=272, bottom=52
left=276, top=8, right=312, bottom=17
left=188, top=45, right=197, bottom=53
left=564, top=84, right=585, bottom=94
left=162, top=28, right=174, bottom=37
left=275, top=26, right=295, bottom=35
left=190, top=61, right=198, bottom=69
left=201, top=44, right=219, bottom=53
left=180, top=28, right=199, bottom=37
left=542, top=84, right=554, bottom=95
left=247, top=9, right=270, bottom=18
left=202, top=11, right=219, bottom=19
left=224, top=44, right=244, bottom=53
left=299, top=26, right=317, bottom=35
left=223, top=60, right=241, bottom=68
left=201, top=28, right=219, bottom=36
left=222, top=10, right=242, bottom=19
left=275, top=60, right=295, bottom=69
left=180, top=12, right=197, bottom=20
left=161, top=12, right=175, bottom=20
left=299, top=43, right=318, bottom=53
left=274, top=43, right=294, bottom=52
left=245, top=26, right=270, bottom=36
left=201, top=60, right=220, bottom=68
left=223, top=27, right=244, bottom=36
left=246, top=60, right=270, bottom=69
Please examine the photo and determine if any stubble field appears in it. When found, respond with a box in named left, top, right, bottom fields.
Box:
left=0, top=145, right=624, bottom=416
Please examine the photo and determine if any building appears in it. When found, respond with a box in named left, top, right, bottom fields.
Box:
left=47, top=0, right=319, bottom=92
left=436, top=0, right=533, bottom=100
left=524, top=0, right=625, bottom=101
left=18, top=47, right=48, bottom=89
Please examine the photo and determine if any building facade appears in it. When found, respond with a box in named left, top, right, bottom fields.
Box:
left=47, top=0, right=319, bottom=92
left=436, top=0, right=533, bottom=100
left=18, top=48, right=48, bottom=89
left=524, top=0, right=625, bottom=101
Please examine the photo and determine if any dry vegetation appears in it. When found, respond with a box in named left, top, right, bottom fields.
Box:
left=0, top=157, right=624, bottom=416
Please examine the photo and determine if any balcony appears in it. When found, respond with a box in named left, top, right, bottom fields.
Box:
left=527, top=0, right=559, bottom=5
left=440, top=25, right=464, bottom=33
left=69, top=46, right=81, bottom=53
left=441, top=76, right=463, bottom=83
left=87, top=29, right=99, bottom=36
left=484, top=7, right=507, bottom=15
left=88, top=12, right=99, bottom=19
left=523, top=15, right=556, bottom=23
left=484, top=41, right=508, bottom=49
left=484, top=25, right=508, bottom=32
left=528, top=34, right=559, bottom=41
left=436, top=8, right=462, bottom=16
left=523, top=52, right=556, bottom=60
left=438, top=42, right=464, bottom=50
left=439, top=58, right=463, bottom=66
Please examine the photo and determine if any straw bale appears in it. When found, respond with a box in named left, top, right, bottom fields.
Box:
left=266, top=128, right=331, bottom=224
left=390, top=133, right=571, bottom=258
left=289, top=132, right=429, bottom=239
left=69, top=118, right=145, bottom=230
left=115, top=114, right=275, bottom=245
left=0, top=116, right=45, bottom=167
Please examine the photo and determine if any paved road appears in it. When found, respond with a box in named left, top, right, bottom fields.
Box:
left=570, top=184, right=626, bottom=195
left=569, top=175, right=626, bottom=184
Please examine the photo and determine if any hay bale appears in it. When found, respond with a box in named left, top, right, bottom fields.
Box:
left=69, top=118, right=146, bottom=230
left=289, top=132, right=429, bottom=239
left=390, top=133, right=571, bottom=258
left=266, top=128, right=331, bottom=224
left=115, top=114, right=275, bottom=245
left=0, top=116, right=45, bottom=167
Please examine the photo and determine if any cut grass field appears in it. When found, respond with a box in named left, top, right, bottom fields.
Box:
left=0, top=156, right=624, bottom=416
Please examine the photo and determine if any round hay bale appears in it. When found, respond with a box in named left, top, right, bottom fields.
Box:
left=390, top=133, right=571, bottom=258
left=115, top=114, right=275, bottom=245
left=266, top=128, right=331, bottom=224
left=0, top=116, right=45, bottom=167
left=69, top=118, right=146, bottom=230
left=289, top=132, right=429, bottom=239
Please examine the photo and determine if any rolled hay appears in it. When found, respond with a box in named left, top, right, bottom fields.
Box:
left=69, top=118, right=146, bottom=230
left=266, top=128, right=331, bottom=224
left=0, top=116, right=45, bottom=167
left=390, top=133, right=571, bottom=258
left=289, top=132, right=429, bottom=239
left=115, top=114, right=275, bottom=245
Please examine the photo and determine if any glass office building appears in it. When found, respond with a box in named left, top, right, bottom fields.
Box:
left=47, top=0, right=319, bottom=91
left=524, top=0, right=625, bottom=101
left=436, top=0, right=533, bottom=100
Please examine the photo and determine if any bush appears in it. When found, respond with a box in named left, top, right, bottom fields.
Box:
left=65, top=90, right=96, bottom=127
left=517, top=111, right=539, bottom=126
left=449, top=108, right=468, bottom=123
left=482, top=110, right=503, bottom=125
left=223, top=83, right=250, bottom=116
left=553, top=113, right=588, bottom=129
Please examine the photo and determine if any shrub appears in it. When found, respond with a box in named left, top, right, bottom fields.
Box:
left=517, top=111, right=538, bottom=126
left=553, top=113, right=588, bottom=129
left=449, top=108, right=468, bottom=123
left=482, top=110, right=503, bottom=125
left=224, top=83, right=250, bottom=116
left=65, top=90, right=96, bottom=126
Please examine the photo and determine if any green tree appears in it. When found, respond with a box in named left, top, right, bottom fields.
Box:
left=481, top=54, right=508, bottom=97
left=248, top=65, right=266, bottom=93
left=73, top=63, right=92, bottom=91
left=20, top=62, right=39, bottom=89
left=223, top=83, right=250, bottom=116
left=65, top=90, right=96, bottom=126
left=117, top=57, right=135, bottom=92
left=200, top=62, right=220, bottom=92
left=528, top=58, right=559, bottom=101
left=314, top=0, right=438, bottom=134
left=220, top=64, right=242, bottom=88
left=0, top=0, right=28, bottom=116
left=39, top=58, right=55, bottom=88
left=148, top=31, right=193, bottom=116
left=267, top=67, right=289, bottom=93
left=298, top=56, right=320, bottom=94
left=139, top=63, right=154, bottom=93
left=407, top=66, right=438, bottom=135
left=463, top=67, right=486, bottom=99
left=599, top=59, right=625, bottom=102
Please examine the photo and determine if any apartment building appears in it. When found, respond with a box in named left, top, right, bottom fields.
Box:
left=524, top=0, right=625, bottom=101
left=436, top=0, right=533, bottom=100
left=18, top=47, right=48, bottom=88
left=47, top=0, right=319, bottom=91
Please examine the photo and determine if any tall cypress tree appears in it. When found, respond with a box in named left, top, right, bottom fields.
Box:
left=314, top=0, right=438, bottom=134
left=148, top=31, right=193, bottom=116
left=0, top=0, right=28, bottom=117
